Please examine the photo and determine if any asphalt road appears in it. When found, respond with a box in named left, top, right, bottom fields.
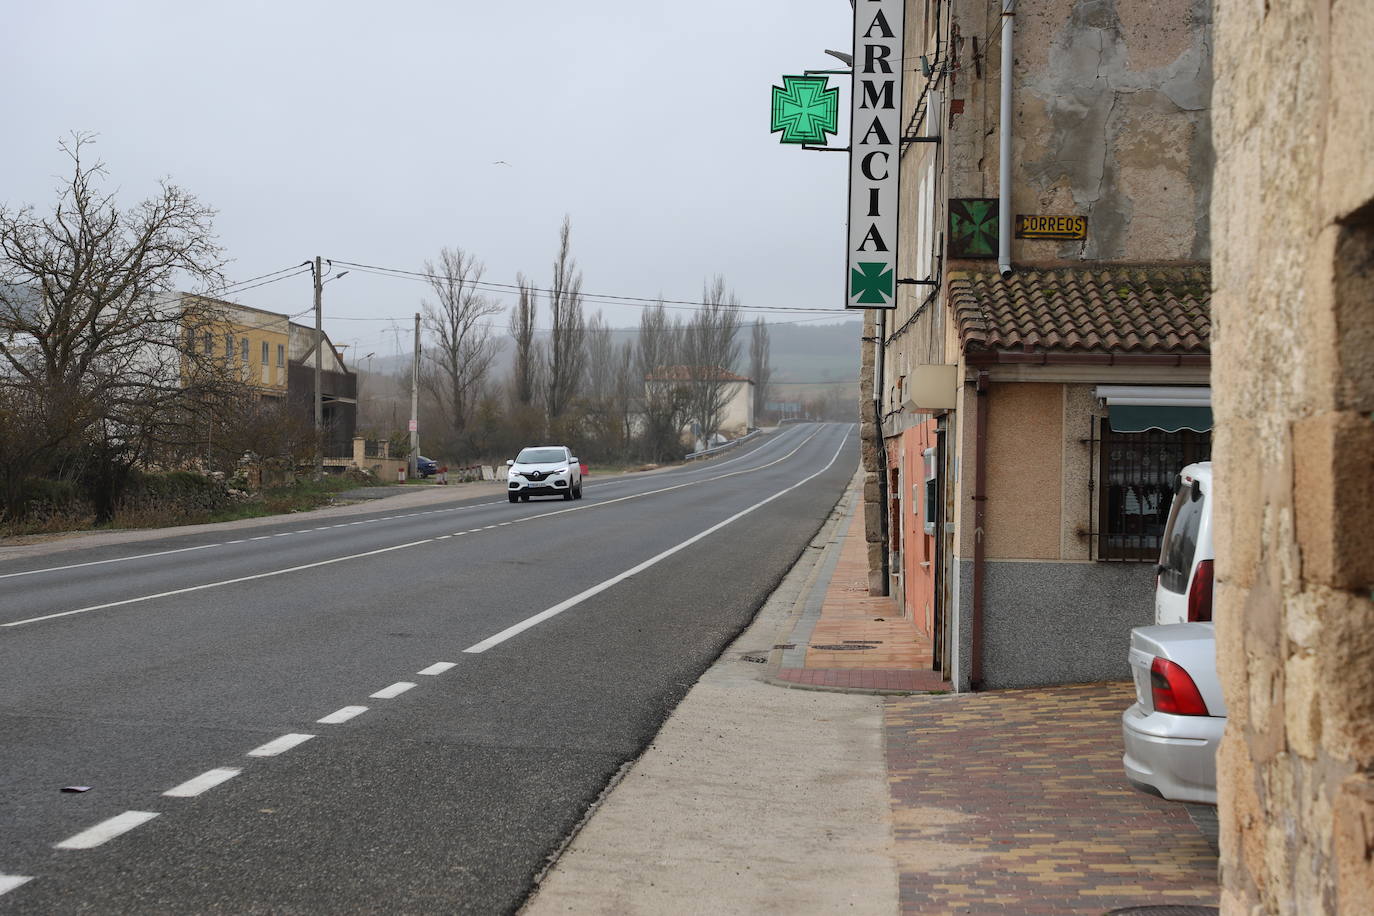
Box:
left=0, top=422, right=856, bottom=914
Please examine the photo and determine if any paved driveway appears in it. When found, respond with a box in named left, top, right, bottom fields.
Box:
left=885, top=682, right=1219, bottom=915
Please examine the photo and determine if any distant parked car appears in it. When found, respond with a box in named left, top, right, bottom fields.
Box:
left=1155, top=462, right=1213, bottom=625
left=414, top=456, right=438, bottom=478
left=506, top=446, right=582, bottom=502
left=1121, top=622, right=1223, bottom=803
left=1122, top=460, right=1222, bottom=803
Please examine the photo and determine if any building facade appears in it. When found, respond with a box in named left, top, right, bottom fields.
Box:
left=864, top=0, right=1214, bottom=689
left=182, top=296, right=356, bottom=459
left=287, top=322, right=358, bottom=459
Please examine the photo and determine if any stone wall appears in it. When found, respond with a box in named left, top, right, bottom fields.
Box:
left=1211, top=0, right=1374, bottom=911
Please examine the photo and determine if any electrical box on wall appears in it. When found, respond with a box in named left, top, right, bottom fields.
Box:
left=902, top=364, right=959, bottom=412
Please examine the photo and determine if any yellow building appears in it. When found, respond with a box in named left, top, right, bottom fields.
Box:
left=181, top=295, right=290, bottom=399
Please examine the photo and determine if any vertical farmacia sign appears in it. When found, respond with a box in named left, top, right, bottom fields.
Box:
left=846, top=0, right=904, bottom=309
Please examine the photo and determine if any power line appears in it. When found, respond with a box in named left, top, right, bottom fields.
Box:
left=217, top=263, right=310, bottom=296
left=329, top=259, right=850, bottom=316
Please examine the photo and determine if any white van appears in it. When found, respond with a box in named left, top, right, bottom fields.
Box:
left=1154, top=461, right=1214, bottom=625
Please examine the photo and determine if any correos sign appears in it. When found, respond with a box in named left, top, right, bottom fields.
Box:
left=846, top=0, right=904, bottom=310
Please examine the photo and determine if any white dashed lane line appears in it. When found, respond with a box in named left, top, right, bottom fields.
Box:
left=418, top=662, right=456, bottom=675
left=246, top=733, right=315, bottom=757
left=3, top=427, right=841, bottom=630
left=0, top=875, right=33, bottom=897
left=163, top=767, right=241, bottom=798
left=317, top=705, right=368, bottom=724
left=370, top=682, right=416, bottom=699
left=54, top=811, right=159, bottom=850
left=0, top=427, right=814, bottom=585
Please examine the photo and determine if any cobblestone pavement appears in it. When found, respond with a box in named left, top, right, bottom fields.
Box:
left=885, top=683, right=1219, bottom=915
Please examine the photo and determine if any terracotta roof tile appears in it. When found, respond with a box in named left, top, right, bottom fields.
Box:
left=952, top=265, right=1211, bottom=355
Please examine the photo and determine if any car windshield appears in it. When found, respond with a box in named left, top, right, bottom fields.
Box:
left=515, top=448, right=566, bottom=464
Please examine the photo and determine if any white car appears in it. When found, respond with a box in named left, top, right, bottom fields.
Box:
left=1122, top=460, right=1222, bottom=803
left=1155, top=462, right=1214, bottom=625
left=506, top=446, right=583, bottom=502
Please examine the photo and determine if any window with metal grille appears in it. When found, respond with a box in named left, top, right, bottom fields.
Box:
left=1087, top=421, right=1211, bottom=561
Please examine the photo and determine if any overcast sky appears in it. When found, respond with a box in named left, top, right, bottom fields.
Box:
left=5, top=0, right=859, bottom=361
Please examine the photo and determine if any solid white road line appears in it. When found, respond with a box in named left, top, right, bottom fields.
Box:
left=163, top=767, right=242, bottom=797
left=417, top=662, right=456, bottom=675
left=54, top=811, right=159, bottom=850
left=0, top=544, right=218, bottom=581
left=370, top=681, right=416, bottom=699
left=464, top=424, right=853, bottom=654
left=1, top=540, right=430, bottom=629
left=247, top=733, right=315, bottom=757
left=0, top=426, right=812, bottom=584
left=317, top=705, right=368, bottom=724
left=0, top=875, right=34, bottom=897
left=2, top=425, right=845, bottom=629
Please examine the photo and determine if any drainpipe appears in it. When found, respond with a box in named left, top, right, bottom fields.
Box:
left=873, top=311, right=890, bottom=595
left=997, top=0, right=1016, bottom=279
left=971, top=370, right=989, bottom=688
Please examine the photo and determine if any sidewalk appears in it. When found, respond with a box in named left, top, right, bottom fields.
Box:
left=523, top=477, right=1219, bottom=915
left=773, top=496, right=949, bottom=693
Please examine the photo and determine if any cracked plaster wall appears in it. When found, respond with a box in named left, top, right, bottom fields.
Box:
left=950, top=0, right=1212, bottom=264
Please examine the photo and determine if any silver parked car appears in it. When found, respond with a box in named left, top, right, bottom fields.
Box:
left=1121, top=461, right=1223, bottom=803
left=1121, top=622, right=1223, bottom=803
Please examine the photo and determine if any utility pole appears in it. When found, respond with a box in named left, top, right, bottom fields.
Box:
left=313, top=256, right=324, bottom=480
left=408, top=312, right=420, bottom=479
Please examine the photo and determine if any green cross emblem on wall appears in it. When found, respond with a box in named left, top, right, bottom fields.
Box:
left=851, top=262, right=894, bottom=305
left=770, top=75, right=839, bottom=145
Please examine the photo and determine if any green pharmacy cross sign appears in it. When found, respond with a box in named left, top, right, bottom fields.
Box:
left=770, top=75, right=839, bottom=145
left=851, top=262, right=894, bottom=305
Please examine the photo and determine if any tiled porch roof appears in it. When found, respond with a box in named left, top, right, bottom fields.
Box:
left=951, top=265, right=1211, bottom=355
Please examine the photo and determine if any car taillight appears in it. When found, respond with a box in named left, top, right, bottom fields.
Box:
left=1187, top=559, right=1214, bottom=622
left=1150, top=657, right=1209, bottom=716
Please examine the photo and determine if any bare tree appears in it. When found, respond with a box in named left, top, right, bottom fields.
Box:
left=421, top=246, right=500, bottom=452
left=508, top=271, right=540, bottom=408
left=544, top=216, right=586, bottom=419
left=681, top=276, right=742, bottom=446
left=749, top=317, right=772, bottom=424
left=583, top=312, right=636, bottom=459
left=636, top=302, right=688, bottom=462
left=0, top=135, right=228, bottom=520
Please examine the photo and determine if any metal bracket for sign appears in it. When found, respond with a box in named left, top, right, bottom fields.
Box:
left=804, top=69, right=852, bottom=76
left=802, top=145, right=848, bottom=152
left=897, top=278, right=939, bottom=286
left=901, top=136, right=941, bottom=143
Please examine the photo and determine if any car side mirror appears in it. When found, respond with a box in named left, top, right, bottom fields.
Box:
left=569, top=457, right=579, bottom=465
left=506, top=459, right=514, bottom=466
